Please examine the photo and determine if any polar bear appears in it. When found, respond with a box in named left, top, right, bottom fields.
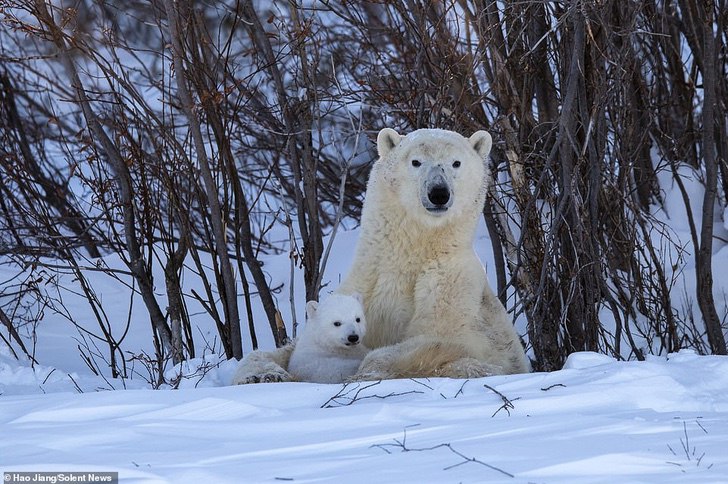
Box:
left=287, top=293, right=369, bottom=383
left=231, top=127, right=529, bottom=385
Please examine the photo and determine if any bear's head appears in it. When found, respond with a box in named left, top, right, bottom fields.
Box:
left=305, top=293, right=367, bottom=349
left=373, top=128, right=492, bottom=227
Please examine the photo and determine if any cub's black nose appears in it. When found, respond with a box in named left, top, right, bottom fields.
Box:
left=347, top=334, right=359, bottom=343
left=428, top=185, right=450, bottom=206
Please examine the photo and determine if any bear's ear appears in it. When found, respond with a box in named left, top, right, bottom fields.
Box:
left=305, top=300, right=318, bottom=320
left=350, top=292, right=364, bottom=305
left=377, top=128, right=401, bottom=157
left=469, top=130, right=493, bottom=159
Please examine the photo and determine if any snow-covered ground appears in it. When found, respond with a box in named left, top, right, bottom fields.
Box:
left=1, top=350, right=727, bottom=483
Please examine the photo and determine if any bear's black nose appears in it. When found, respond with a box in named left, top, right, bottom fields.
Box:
left=347, top=334, right=359, bottom=343
left=428, top=185, right=450, bottom=206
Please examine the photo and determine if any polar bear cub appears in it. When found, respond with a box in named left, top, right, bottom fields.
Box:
left=288, top=293, right=369, bottom=383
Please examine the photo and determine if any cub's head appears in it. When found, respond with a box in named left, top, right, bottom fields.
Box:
left=373, top=128, right=492, bottom=226
left=305, top=293, right=366, bottom=349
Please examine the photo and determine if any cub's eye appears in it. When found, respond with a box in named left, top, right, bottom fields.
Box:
left=452, top=160, right=461, bottom=168
left=411, top=159, right=421, bottom=167
left=333, top=321, right=342, bottom=327
left=355, top=317, right=361, bottom=323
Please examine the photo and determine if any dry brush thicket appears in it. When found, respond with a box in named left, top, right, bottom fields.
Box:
left=0, top=0, right=726, bottom=378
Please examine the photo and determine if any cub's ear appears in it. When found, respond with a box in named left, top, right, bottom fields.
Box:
left=350, top=292, right=364, bottom=305
left=377, top=128, right=401, bottom=157
left=469, top=130, right=493, bottom=159
left=305, top=300, right=318, bottom=320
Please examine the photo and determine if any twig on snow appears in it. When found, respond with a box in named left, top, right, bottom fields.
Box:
left=321, top=381, right=424, bottom=408
left=483, top=383, right=519, bottom=417
left=372, top=425, right=514, bottom=478
left=666, top=420, right=714, bottom=471
left=440, top=379, right=469, bottom=399
left=410, top=378, right=434, bottom=390
left=541, top=383, right=566, bottom=391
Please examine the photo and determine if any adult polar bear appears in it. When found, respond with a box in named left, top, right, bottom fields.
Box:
left=232, top=128, right=529, bottom=384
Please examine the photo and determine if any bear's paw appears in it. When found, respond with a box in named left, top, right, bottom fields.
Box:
left=231, top=362, right=292, bottom=385
left=439, top=358, right=503, bottom=379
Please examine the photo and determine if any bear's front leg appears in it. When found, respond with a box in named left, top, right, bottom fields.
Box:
left=231, top=344, right=295, bottom=384
left=348, top=346, right=399, bottom=381
left=352, top=336, right=494, bottom=380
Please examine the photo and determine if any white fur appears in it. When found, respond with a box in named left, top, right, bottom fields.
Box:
left=338, top=128, right=528, bottom=378
left=231, top=127, right=528, bottom=385
left=287, top=293, right=369, bottom=383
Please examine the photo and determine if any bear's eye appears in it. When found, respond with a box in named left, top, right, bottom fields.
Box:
left=411, top=159, right=421, bottom=168
left=355, top=317, right=361, bottom=323
left=452, top=160, right=461, bottom=168
left=333, top=321, right=342, bottom=327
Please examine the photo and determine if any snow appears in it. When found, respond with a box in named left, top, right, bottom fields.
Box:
left=1, top=350, right=727, bottom=482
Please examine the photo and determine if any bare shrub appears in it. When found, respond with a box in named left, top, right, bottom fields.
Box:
left=0, top=0, right=725, bottom=378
